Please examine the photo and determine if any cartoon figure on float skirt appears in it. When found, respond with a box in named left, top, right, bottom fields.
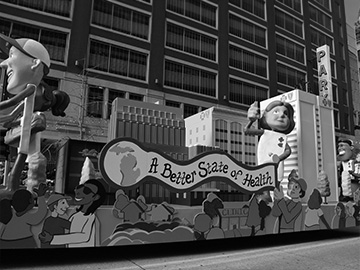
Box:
left=337, top=138, right=360, bottom=202
left=244, top=100, right=295, bottom=201
left=0, top=34, right=69, bottom=197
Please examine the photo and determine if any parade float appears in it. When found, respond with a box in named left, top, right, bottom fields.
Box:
left=0, top=36, right=359, bottom=249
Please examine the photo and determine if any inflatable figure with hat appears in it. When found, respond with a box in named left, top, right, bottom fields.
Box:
left=337, top=138, right=360, bottom=202
left=0, top=34, right=69, bottom=197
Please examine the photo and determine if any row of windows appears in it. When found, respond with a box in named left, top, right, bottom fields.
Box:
left=0, top=19, right=66, bottom=62
left=229, top=14, right=266, bottom=47
left=309, top=4, right=331, bottom=30
left=229, top=45, right=267, bottom=77
left=275, top=9, right=303, bottom=38
left=86, top=86, right=143, bottom=119
left=166, top=0, right=217, bottom=27
left=229, top=0, right=265, bottom=19
left=92, top=0, right=150, bottom=40
left=276, top=35, right=304, bottom=63
left=277, top=63, right=306, bottom=88
left=1, top=0, right=71, bottom=17
left=312, top=0, right=330, bottom=11
left=276, top=0, right=301, bottom=13
left=166, top=22, right=216, bottom=61
left=310, top=27, right=333, bottom=53
left=164, top=60, right=216, bottom=97
left=89, top=40, right=148, bottom=81
left=229, top=78, right=268, bottom=106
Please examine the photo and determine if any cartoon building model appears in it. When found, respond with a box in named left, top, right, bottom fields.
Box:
left=260, top=89, right=338, bottom=203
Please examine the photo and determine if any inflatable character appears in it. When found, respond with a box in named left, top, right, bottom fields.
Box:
left=337, top=138, right=359, bottom=202
left=245, top=100, right=295, bottom=200
left=0, top=34, right=69, bottom=195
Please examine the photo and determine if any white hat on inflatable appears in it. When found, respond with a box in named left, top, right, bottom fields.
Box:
left=0, top=33, right=50, bottom=74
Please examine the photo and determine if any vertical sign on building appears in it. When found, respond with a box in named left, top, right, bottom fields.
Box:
left=317, top=45, right=332, bottom=107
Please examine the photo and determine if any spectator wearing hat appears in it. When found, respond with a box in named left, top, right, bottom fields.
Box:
left=40, top=193, right=72, bottom=248
left=272, top=170, right=307, bottom=233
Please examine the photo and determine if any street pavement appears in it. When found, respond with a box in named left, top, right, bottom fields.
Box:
left=0, top=227, right=359, bottom=270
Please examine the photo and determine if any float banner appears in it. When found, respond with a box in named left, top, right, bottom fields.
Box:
left=99, top=138, right=277, bottom=193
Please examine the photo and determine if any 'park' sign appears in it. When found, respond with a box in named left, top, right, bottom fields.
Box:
left=99, top=138, right=277, bottom=193
left=317, top=45, right=333, bottom=107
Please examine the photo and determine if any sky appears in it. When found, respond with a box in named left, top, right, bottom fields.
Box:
left=344, top=0, right=360, bottom=26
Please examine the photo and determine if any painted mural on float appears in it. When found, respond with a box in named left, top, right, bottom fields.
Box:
left=0, top=34, right=359, bottom=250
left=0, top=136, right=359, bottom=249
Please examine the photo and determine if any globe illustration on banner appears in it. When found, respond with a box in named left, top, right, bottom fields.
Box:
left=103, top=142, right=144, bottom=187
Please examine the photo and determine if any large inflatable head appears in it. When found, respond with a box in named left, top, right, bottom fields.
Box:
left=337, top=138, right=354, bottom=162
left=0, top=34, right=50, bottom=95
left=259, top=100, right=295, bottom=134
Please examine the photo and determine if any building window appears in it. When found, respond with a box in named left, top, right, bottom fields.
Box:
left=338, top=43, right=345, bottom=60
left=40, top=30, right=67, bottom=62
left=166, top=22, right=217, bottom=61
left=230, top=122, right=242, bottom=162
left=275, top=9, right=303, bottom=38
left=229, top=14, right=266, bottom=47
left=0, top=18, right=11, bottom=36
left=42, top=77, right=60, bottom=93
left=244, top=134, right=256, bottom=166
left=89, top=40, right=148, bottom=81
left=331, top=60, right=336, bottom=78
left=92, top=0, right=150, bottom=40
left=229, top=45, right=267, bottom=77
left=275, top=35, right=304, bottom=63
left=229, top=78, right=268, bottom=105
left=164, top=60, right=217, bottom=97
left=313, top=0, right=330, bottom=11
left=184, top=103, right=199, bottom=118
left=166, top=0, right=217, bottom=27
left=229, top=0, right=265, bottom=19
left=354, top=111, right=360, bottom=127
left=87, top=86, right=104, bottom=118
left=1, top=0, right=72, bottom=17
left=343, top=112, right=350, bottom=131
left=108, top=89, right=126, bottom=119
left=166, top=100, right=181, bottom=108
left=332, top=84, right=338, bottom=104
left=309, top=4, right=332, bottom=30
left=310, top=27, right=333, bottom=53
left=335, top=2, right=341, bottom=18
left=276, top=0, right=301, bottom=13
left=129, top=93, right=144, bottom=101
left=342, top=88, right=348, bottom=106
left=2, top=20, right=67, bottom=63
left=338, top=23, right=344, bottom=39
left=356, top=29, right=360, bottom=46
left=277, top=63, right=306, bottom=88
left=333, top=109, right=339, bottom=129
left=340, top=66, right=347, bottom=82
left=215, top=119, right=228, bottom=151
